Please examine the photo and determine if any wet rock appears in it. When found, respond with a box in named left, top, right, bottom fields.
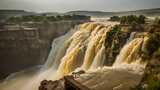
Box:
left=142, top=84, right=148, bottom=89
left=39, top=80, right=59, bottom=90
left=39, top=76, right=90, bottom=90
left=157, top=73, right=160, bottom=80
left=72, top=70, right=85, bottom=78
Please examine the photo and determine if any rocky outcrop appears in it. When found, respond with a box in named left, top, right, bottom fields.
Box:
left=38, top=23, right=159, bottom=90
left=104, top=25, right=130, bottom=65
left=0, top=20, right=88, bottom=80
left=39, top=80, right=64, bottom=90
left=132, top=24, right=160, bottom=90
left=39, top=76, right=90, bottom=90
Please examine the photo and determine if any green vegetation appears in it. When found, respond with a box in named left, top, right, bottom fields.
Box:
left=120, top=15, right=146, bottom=25
left=153, top=17, right=160, bottom=25
left=21, top=15, right=45, bottom=22
left=146, top=32, right=160, bottom=55
left=104, top=25, right=129, bottom=65
left=132, top=73, right=160, bottom=90
left=6, top=14, right=90, bottom=23
left=109, top=15, right=146, bottom=24
left=153, top=48, right=160, bottom=58
left=138, top=15, right=146, bottom=24
left=6, top=16, right=22, bottom=23
left=46, top=16, right=57, bottom=21
left=109, top=16, right=120, bottom=21
left=0, top=15, right=7, bottom=21
left=134, top=21, right=160, bottom=90
left=109, top=15, right=146, bottom=25
left=146, top=74, right=160, bottom=90
left=106, top=25, right=120, bottom=47
left=140, top=31, right=160, bottom=61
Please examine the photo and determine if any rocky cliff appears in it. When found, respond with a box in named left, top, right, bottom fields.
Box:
left=0, top=20, right=87, bottom=80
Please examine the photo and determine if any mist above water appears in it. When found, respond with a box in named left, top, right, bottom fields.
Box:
left=0, top=22, right=148, bottom=90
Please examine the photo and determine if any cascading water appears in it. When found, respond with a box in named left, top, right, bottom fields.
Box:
left=57, top=23, right=112, bottom=77
left=90, top=45, right=106, bottom=70
left=0, top=22, right=149, bottom=90
left=0, top=27, right=77, bottom=90
left=75, top=37, right=148, bottom=90
left=126, top=32, right=136, bottom=43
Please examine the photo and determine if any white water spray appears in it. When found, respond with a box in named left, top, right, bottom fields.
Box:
left=0, top=22, right=148, bottom=90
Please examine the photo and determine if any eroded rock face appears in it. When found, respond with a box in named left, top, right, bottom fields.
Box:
left=39, top=70, right=87, bottom=90
left=0, top=21, right=87, bottom=80
left=134, top=59, right=160, bottom=90
left=39, top=80, right=64, bottom=90
left=39, top=76, right=89, bottom=90
left=132, top=25, right=160, bottom=90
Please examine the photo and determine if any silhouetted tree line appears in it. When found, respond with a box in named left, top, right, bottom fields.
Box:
left=109, top=16, right=120, bottom=21
left=109, top=15, right=146, bottom=24
left=6, top=14, right=90, bottom=23
left=154, top=17, right=160, bottom=24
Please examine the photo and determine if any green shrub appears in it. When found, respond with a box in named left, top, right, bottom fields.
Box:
left=106, top=25, right=120, bottom=46
left=138, top=15, right=146, bottom=24
left=120, top=15, right=146, bottom=25
left=154, top=17, right=160, bottom=24
left=146, top=74, right=160, bottom=90
left=109, top=16, right=120, bottom=21
left=7, top=16, right=22, bottom=23
left=6, top=14, right=90, bottom=23
left=132, top=73, right=160, bottom=90
left=146, top=32, right=160, bottom=55
left=153, top=48, right=160, bottom=58
left=46, top=16, right=56, bottom=21
left=105, top=25, right=120, bottom=46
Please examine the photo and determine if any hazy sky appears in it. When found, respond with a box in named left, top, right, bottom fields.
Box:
left=0, top=0, right=160, bottom=12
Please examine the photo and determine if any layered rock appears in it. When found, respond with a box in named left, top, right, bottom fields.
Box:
left=0, top=20, right=87, bottom=79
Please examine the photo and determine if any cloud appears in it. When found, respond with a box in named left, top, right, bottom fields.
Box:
left=0, top=0, right=159, bottom=12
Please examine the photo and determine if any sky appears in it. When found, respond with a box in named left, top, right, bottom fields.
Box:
left=0, top=0, right=160, bottom=12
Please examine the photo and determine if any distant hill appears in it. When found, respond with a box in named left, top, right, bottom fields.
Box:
left=0, top=10, right=61, bottom=17
left=0, top=8, right=160, bottom=18
left=65, top=8, right=160, bottom=17
left=40, top=12, right=60, bottom=16
left=115, top=8, right=160, bottom=16
left=65, top=11, right=115, bottom=17
left=0, top=10, right=36, bottom=17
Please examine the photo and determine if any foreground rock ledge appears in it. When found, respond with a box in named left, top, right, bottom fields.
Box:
left=39, top=76, right=90, bottom=90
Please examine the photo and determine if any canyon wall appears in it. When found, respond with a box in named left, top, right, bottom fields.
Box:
left=0, top=20, right=87, bottom=79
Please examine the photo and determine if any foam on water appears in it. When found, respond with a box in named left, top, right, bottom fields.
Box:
left=0, top=22, right=148, bottom=90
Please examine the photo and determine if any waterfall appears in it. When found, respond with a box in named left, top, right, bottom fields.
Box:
left=126, top=32, right=136, bottom=43
left=0, top=22, right=149, bottom=90
left=44, top=27, right=77, bottom=69
left=90, top=45, right=106, bottom=70
left=112, top=37, right=148, bottom=74
left=75, top=36, right=148, bottom=90
left=0, top=26, right=77, bottom=90
left=56, top=23, right=112, bottom=77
